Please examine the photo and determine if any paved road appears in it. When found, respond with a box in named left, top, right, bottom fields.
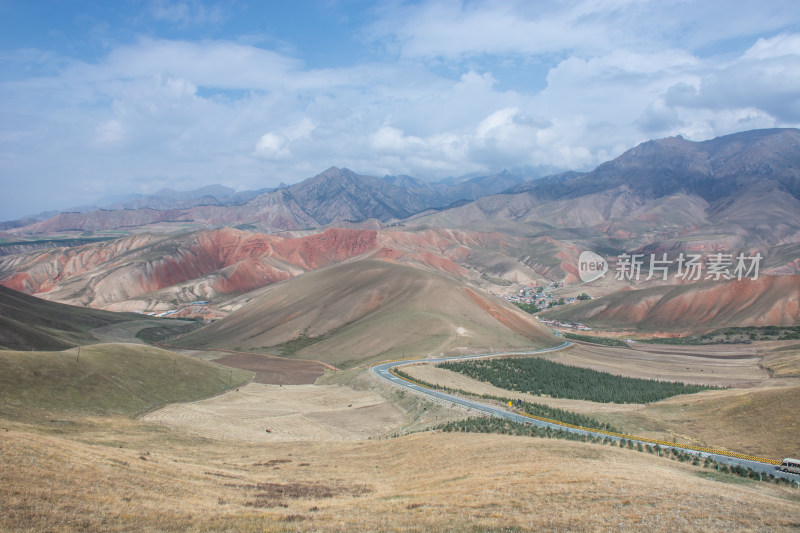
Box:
left=371, top=342, right=799, bottom=482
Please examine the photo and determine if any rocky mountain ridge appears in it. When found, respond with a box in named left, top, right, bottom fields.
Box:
left=409, top=128, right=800, bottom=253
left=3, top=168, right=531, bottom=235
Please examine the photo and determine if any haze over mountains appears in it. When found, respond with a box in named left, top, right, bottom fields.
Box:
left=1, top=128, right=799, bottom=334
left=0, top=167, right=533, bottom=234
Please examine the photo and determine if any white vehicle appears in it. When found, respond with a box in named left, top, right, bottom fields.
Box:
left=778, top=458, right=800, bottom=474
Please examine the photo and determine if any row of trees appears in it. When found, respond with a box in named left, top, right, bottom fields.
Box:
left=563, top=333, right=628, bottom=346
left=642, top=325, right=800, bottom=345
left=436, top=416, right=593, bottom=441
left=392, top=368, right=614, bottom=431
left=440, top=357, right=718, bottom=404
left=516, top=399, right=617, bottom=431
left=434, top=417, right=799, bottom=489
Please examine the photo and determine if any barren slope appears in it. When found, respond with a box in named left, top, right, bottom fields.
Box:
left=544, top=275, right=800, bottom=331
left=178, top=259, right=559, bottom=368
left=408, top=129, right=800, bottom=256
left=0, top=228, right=379, bottom=310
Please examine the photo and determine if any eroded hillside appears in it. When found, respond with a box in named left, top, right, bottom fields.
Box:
left=177, top=259, right=559, bottom=368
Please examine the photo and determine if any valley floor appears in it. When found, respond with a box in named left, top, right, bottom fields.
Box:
left=3, top=339, right=800, bottom=531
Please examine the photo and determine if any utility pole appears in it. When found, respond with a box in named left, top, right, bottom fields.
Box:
left=76, top=346, right=80, bottom=363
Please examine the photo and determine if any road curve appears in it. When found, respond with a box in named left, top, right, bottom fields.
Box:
left=371, top=341, right=799, bottom=482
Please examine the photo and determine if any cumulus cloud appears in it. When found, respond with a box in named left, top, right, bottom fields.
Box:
left=254, top=118, right=316, bottom=160
left=2, top=0, right=800, bottom=219
left=254, top=133, right=290, bottom=159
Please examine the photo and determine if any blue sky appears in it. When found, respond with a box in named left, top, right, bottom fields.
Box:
left=1, top=0, right=800, bottom=220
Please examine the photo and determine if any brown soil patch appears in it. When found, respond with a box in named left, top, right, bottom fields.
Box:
left=142, top=382, right=405, bottom=442
left=212, top=353, right=324, bottom=385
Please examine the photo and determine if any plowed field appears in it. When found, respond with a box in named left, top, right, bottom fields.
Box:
left=212, top=353, right=325, bottom=384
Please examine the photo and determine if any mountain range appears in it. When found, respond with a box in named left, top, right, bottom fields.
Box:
left=4, top=128, right=796, bottom=250
left=1, top=168, right=533, bottom=235
left=407, top=129, right=800, bottom=262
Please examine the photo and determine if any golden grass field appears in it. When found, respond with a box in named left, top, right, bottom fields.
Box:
left=3, top=326, right=800, bottom=530
left=142, top=382, right=407, bottom=442
left=760, top=342, right=800, bottom=377
left=3, top=421, right=800, bottom=532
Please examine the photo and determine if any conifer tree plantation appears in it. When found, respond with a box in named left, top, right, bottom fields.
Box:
left=440, top=357, right=719, bottom=403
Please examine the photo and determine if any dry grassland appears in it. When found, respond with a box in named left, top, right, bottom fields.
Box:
left=601, top=383, right=800, bottom=459
left=3, top=425, right=800, bottom=532
left=759, top=342, right=800, bottom=377
left=142, top=383, right=406, bottom=442
left=545, top=343, right=768, bottom=387
left=4, top=335, right=800, bottom=531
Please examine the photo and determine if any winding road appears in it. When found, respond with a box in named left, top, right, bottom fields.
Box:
left=371, top=341, right=799, bottom=482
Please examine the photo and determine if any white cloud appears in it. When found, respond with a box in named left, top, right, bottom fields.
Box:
left=742, top=32, right=800, bottom=60
left=254, top=132, right=290, bottom=159
left=254, top=118, right=316, bottom=160
left=2, top=1, right=800, bottom=219
left=373, top=0, right=800, bottom=61
left=475, top=107, right=519, bottom=139
left=284, top=117, right=316, bottom=141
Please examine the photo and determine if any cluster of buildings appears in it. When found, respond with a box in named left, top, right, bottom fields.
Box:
left=537, top=318, right=591, bottom=331
left=500, top=282, right=577, bottom=310
left=495, top=281, right=593, bottom=331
